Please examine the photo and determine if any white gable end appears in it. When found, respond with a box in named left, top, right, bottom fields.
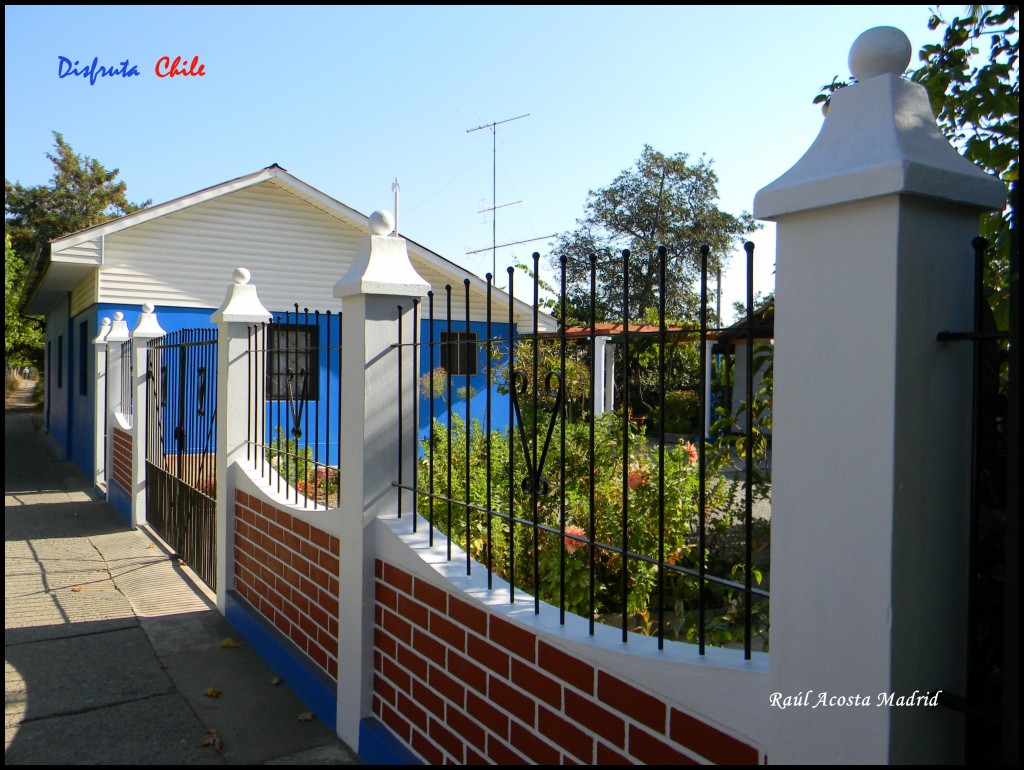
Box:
left=98, top=180, right=359, bottom=313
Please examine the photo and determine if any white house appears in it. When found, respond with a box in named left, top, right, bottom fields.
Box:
left=22, top=164, right=552, bottom=502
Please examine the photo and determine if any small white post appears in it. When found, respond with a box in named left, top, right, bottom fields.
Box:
left=593, top=336, right=608, bottom=417
left=93, top=317, right=111, bottom=489
left=211, top=268, right=272, bottom=611
left=333, top=209, right=429, bottom=750
left=755, top=27, right=1006, bottom=764
left=604, top=341, right=616, bottom=413
left=131, top=304, right=166, bottom=528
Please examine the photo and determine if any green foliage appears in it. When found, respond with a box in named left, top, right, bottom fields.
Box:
left=550, top=146, right=758, bottom=325
left=5, top=132, right=150, bottom=369
left=418, top=403, right=770, bottom=649
left=265, top=427, right=340, bottom=506
left=913, top=6, right=1017, bottom=324
left=649, top=390, right=701, bottom=435
left=4, top=232, right=42, bottom=369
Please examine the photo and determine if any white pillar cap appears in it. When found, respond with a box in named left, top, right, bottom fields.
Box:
left=106, top=311, right=131, bottom=343
left=93, top=317, right=112, bottom=345
left=132, top=303, right=166, bottom=339
left=754, top=27, right=1007, bottom=220
left=211, top=267, right=272, bottom=324
left=334, top=210, right=430, bottom=300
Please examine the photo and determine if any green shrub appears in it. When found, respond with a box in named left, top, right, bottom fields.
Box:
left=649, top=389, right=701, bottom=435
left=417, top=410, right=769, bottom=648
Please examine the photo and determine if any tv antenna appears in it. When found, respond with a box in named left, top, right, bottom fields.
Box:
left=466, top=113, right=530, bottom=283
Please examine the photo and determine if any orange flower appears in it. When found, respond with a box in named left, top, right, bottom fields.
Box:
left=564, top=525, right=586, bottom=554
left=627, top=468, right=649, bottom=490
left=683, top=441, right=699, bottom=464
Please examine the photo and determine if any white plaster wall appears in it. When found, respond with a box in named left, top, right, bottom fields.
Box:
left=770, top=198, right=900, bottom=763
left=375, top=514, right=771, bottom=749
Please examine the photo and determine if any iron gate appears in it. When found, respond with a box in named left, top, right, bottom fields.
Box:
left=145, top=328, right=218, bottom=590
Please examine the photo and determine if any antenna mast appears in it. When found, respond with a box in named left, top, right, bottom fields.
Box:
left=467, top=114, right=529, bottom=282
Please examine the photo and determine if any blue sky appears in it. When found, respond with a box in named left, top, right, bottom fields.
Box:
left=5, top=5, right=936, bottom=314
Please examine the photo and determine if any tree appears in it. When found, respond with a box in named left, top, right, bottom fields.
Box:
left=5, top=131, right=150, bottom=368
left=4, top=232, right=42, bottom=369
left=550, top=146, right=757, bottom=325
left=912, top=5, right=1017, bottom=319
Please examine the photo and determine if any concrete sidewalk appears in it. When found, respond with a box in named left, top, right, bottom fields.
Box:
left=4, top=381, right=359, bottom=765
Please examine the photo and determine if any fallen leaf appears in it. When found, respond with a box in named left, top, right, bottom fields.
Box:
left=297, top=711, right=314, bottom=722
left=198, top=728, right=223, bottom=751
left=205, top=687, right=222, bottom=698
left=70, top=586, right=83, bottom=593
left=270, top=676, right=282, bottom=686
left=219, top=637, right=242, bottom=648
left=147, top=544, right=156, bottom=550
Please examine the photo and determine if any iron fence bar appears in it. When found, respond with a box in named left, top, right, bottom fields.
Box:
left=589, top=254, right=597, bottom=636
left=486, top=276, right=493, bottom=586
left=304, top=306, right=311, bottom=508
left=446, top=285, right=453, bottom=562
left=429, top=291, right=435, bottom=545
left=398, top=304, right=404, bottom=518
left=559, top=254, right=568, bottom=625
left=315, top=310, right=322, bottom=505
left=465, top=279, right=472, bottom=576
left=532, top=252, right=541, bottom=614
left=657, top=244, right=667, bottom=650
left=412, top=300, right=419, bottom=531
left=744, top=240, right=755, bottom=660
left=247, top=325, right=253, bottom=463
left=507, top=266, right=516, bottom=604
left=621, top=248, right=630, bottom=642
left=699, top=243, right=710, bottom=655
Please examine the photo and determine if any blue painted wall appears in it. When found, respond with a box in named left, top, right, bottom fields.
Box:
left=49, top=301, right=519, bottom=480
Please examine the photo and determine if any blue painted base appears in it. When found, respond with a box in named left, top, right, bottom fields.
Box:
left=359, top=717, right=422, bottom=765
left=107, top=480, right=132, bottom=524
left=224, top=591, right=337, bottom=728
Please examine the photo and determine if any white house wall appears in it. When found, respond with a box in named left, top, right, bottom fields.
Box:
left=70, top=271, right=98, bottom=318
left=57, top=239, right=103, bottom=263
left=83, top=179, right=537, bottom=326
left=98, top=181, right=357, bottom=313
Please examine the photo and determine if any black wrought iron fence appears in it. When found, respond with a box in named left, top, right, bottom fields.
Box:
left=246, top=305, right=342, bottom=509
left=120, top=339, right=133, bottom=425
left=395, top=245, right=771, bottom=657
left=145, top=328, right=218, bottom=589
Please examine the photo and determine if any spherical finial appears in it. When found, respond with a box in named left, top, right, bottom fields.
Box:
left=233, top=267, right=251, bottom=285
left=114, top=312, right=124, bottom=321
left=142, top=303, right=154, bottom=314
left=849, top=27, right=912, bottom=81
left=369, top=209, right=395, bottom=236
left=101, top=317, right=111, bottom=327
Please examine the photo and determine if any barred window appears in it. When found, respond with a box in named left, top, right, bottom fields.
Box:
left=266, top=325, right=319, bottom=401
left=440, top=331, right=478, bottom=376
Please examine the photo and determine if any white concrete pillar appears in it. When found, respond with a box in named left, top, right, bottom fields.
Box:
left=754, top=27, right=1006, bottom=764
left=93, top=317, right=111, bottom=489
left=211, top=269, right=272, bottom=610
left=333, top=210, right=430, bottom=750
left=703, top=339, right=715, bottom=435
left=593, top=336, right=611, bottom=417
left=104, top=312, right=130, bottom=494
left=130, top=304, right=166, bottom=529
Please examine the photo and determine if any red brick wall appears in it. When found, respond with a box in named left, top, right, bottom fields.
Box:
left=373, top=560, right=760, bottom=765
left=112, top=427, right=132, bottom=492
left=234, top=490, right=340, bottom=680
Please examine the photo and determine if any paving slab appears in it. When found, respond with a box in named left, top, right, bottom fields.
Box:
left=5, top=384, right=360, bottom=765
